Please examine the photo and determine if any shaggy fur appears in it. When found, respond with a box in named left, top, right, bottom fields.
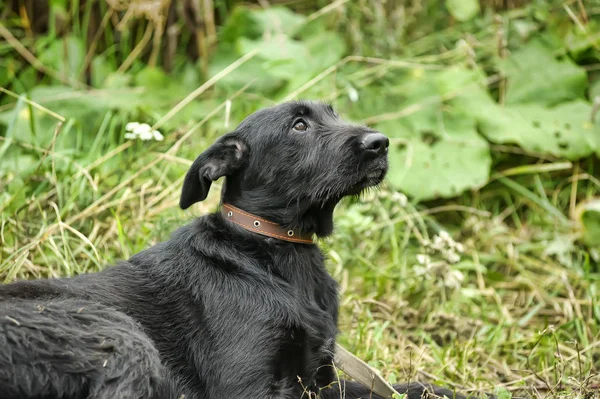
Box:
left=0, top=299, right=173, bottom=399
left=0, top=101, right=471, bottom=399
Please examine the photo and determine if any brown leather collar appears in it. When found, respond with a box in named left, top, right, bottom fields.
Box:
left=221, top=203, right=313, bottom=244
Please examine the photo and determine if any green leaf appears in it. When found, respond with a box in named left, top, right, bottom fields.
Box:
left=13, top=67, right=37, bottom=93
left=445, top=0, right=480, bottom=22
left=238, top=36, right=308, bottom=62
left=90, top=55, right=111, bottom=88
left=212, top=4, right=343, bottom=98
left=498, top=37, right=587, bottom=106
left=0, top=85, right=146, bottom=149
left=442, top=65, right=600, bottom=160
left=276, top=31, right=346, bottom=97
left=219, top=7, right=263, bottom=44
left=219, top=5, right=305, bottom=44
left=252, top=6, right=306, bottom=37
left=304, top=31, right=346, bottom=70
left=38, top=35, right=85, bottom=80
left=373, top=67, right=491, bottom=200
left=208, top=48, right=284, bottom=93
left=477, top=100, right=599, bottom=160
left=381, top=114, right=491, bottom=201
left=103, top=72, right=132, bottom=89
left=134, top=67, right=170, bottom=90
left=494, top=386, right=513, bottom=399
left=362, top=67, right=491, bottom=201
left=564, top=20, right=600, bottom=62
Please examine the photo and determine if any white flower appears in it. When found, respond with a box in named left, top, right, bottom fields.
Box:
left=416, top=254, right=429, bottom=265
left=124, top=122, right=164, bottom=142
left=446, top=251, right=461, bottom=264
left=139, top=130, right=154, bottom=141
left=133, top=123, right=152, bottom=135
left=445, top=269, right=464, bottom=289
left=152, top=130, right=164, bottom=141
left=432, top=235, right=444, bottom=249
left=391, top=192, right=408, bottom=207
left=125, top=122, right=140, bottom=131
left=347, top=87, right=359, bottom=102
left=438, top=230, right=451, bottom=242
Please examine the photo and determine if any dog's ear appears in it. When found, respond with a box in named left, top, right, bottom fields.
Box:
left=180, top=132, right=248, bottom=210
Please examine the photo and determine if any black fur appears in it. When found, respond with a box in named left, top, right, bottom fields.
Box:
left=0, top=101, right=474, bottom=398
left=0, top=299, right=174, bottom=399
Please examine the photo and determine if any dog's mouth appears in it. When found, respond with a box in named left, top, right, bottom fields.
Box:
left=345, top=166, right=387, bottom=195
left=360, top=168, right=386, bottom=186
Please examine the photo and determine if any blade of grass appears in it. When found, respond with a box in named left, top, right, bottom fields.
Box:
left=497, top=177, right=568, bottom=223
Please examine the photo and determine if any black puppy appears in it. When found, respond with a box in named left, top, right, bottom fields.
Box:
left=0, top=101, right=468, bottom=399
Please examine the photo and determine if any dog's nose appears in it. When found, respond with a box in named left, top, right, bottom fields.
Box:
left=361, top=133, right=389, bottom=155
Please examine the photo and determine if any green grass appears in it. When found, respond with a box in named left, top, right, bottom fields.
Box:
left=1, top=1, right=600, bottom=398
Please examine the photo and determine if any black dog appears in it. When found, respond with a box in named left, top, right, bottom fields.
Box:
left=0, top=101, right=469, bottom=399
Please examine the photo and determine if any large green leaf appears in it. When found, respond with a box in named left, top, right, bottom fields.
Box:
left=374, top=68, right=491, bottom=201
left=384, top=118, right=491, bottom=201
left=478, top=101, right=599, bottom=159
left=441, top=66, right=600, bottom=160
left=498, top=37, right=587, bottom=106
left=211, top=6, right=304, bottom=93
left=351, top=61, right=598, bottom=199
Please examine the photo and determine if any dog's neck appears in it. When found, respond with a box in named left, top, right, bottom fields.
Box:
left=221, top=203, right=314, bottom=244
left=221, top=191, right=337, bottom=238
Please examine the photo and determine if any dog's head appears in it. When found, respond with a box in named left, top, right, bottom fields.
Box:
left=180, top=100, right=388, bottom=237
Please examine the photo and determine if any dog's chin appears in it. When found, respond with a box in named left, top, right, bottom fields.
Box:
left=343, top=168, right=387, bottom=196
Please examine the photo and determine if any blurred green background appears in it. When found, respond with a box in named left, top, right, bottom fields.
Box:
left=1, top=0, right=600, bottom=397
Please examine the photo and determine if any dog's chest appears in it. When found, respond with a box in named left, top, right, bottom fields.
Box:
left=174, top=240, right=340, bottom=397
left=265, top=252, right=338, bottom=393
left=274, top=318, right=335, bottom=388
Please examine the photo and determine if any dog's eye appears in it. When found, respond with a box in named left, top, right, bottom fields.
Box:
left=292, top=120, right=308, bottom=132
